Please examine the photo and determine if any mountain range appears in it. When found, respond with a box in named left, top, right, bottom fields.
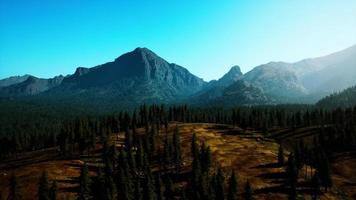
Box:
left=1, top=45, right=355, bottom=109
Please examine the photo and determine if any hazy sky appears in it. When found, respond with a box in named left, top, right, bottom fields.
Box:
left=1, top=0, right=356, bottom=81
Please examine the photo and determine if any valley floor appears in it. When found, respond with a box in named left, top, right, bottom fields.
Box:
left=0, top=123, right=355, bottom=199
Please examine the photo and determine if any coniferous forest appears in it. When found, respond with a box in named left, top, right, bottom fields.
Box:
left=1, top=102, right=356, bottom=199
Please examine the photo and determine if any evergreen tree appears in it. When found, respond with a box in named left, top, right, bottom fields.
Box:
left=311, top=171, right=320, bottom=200
left=38, top=171, right=50, bottom=200
left=8, top=173, right=22, bottom=200
left=117, top=167, right=132, bottom=200
left=278, top=145, right=285, bottom=166
left=155, top=174, right=163, bottom=200
left=319, top=155, right=333, bottom=192
left=163, top=133, right=172, bottom=169
left=215, top=168, right=225, bottom=200
left=105, top=174, right=116, bottom=200
left=287, top=153, right=298, bottom=200
left=191, top=133, right=198, bottom=159
left=49, top=181, right=57, bottom=200
left=91, top=169, right=108, bottom=200
left=143, top=175, right=156, bottom=200
left=136, top=138, right=145, bottom=170
left=134, top=179, right=142, bottom=200
left=244, top=181, right=253, bottom=200
left=227, top=171, right=238, bottom=200
left=172, top=126, right=182, bottom=172
left=164, top=177, right=174, bottom=200
left=78, top=163, right=91, bottom=200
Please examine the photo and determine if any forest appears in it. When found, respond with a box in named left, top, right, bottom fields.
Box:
left=1, top=103, right=356, bottom=200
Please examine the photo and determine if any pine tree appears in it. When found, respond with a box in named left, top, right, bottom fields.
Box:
left=227, top=171, right=238, bottom=200
left=49, top=181, right=57, bottom=200
left=134, top=179, right=142, bottom=200
left=105, top=174, right=116, bottom=200
left=319, top=155, right=333, bottom=192
left=136, top=138, right=145, bottom=170
left=278, top=145, right=285, bottom=166
left=172, top=126, right=182, bottom=172
left=117, top=167, right=132, bottom=200
left=215, top=168, right=225, bottom=200
left=8, top=173, right=22, bottom=200
left=92, top=169, right=110, bottom=200
left=191, top=133, right=198, bottom=159
left=124, top=129, right=133, bottom=151
left=191, top=149, right=201, bottom=193
left=164, top=177, right=174, bottom=200
left=78, top=163, right=91, bottom=200
left=163, top=133, right=171, bottom=168
left=38, top=171, right=50, bottom=200
left=311, top=171, right=320, bottom=200
left=155, top=174, right=163, bottom=200
left=200, top=144, right=212, bottom=174
left=143, top=175, right=156, bottom=200
left=287, top=153, right=298, bottom=200
left=244, top=181, right=253, bottom=200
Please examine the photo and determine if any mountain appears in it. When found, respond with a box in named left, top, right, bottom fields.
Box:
left=215, top=65, right=243, bottom=86
left=239, top=44, right=356, bottom=102
left=0, top=75, right=64, bottom=97
left=189, top=66, right=271, bottom=106
left=189, top=65, right=243, bottom=103
left=241, top=63, right=307, bottom=99
left=42, top=47, right=206, bottom=108
left=295, top=44, right=356, bottom=94
left=0, top=75, right=31, bottom=88
left=207, top=80, right=271, bottom=107
left=1, top=45, right=355, bottom=108
left=316, top=85, right=356, bottom=109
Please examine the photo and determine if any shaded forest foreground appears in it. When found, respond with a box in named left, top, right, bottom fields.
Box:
left=1, top=122, right=355, bottom=200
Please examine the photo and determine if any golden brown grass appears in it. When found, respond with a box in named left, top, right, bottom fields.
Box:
left=0, top=123, right=355, bottom=200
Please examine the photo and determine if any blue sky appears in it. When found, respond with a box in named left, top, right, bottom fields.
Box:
left=1, top=0, right=356, bottom=81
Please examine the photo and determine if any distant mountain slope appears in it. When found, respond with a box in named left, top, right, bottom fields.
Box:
left=0, top=75, right=64, bottom=96
left=43, top=47, right=206, bottom=108
left=241, top=63, right=307, bottom=99
left=239, top=44, right=356, bottom=102
left=208, top=80, right=271, bottom=107
left=316, top=85, right=356, bottom=109
left=191, top=66, right=243, bottom=102
left=293, top=44, right=356, bottom=94
left=0, top=75, right=30, bottom=88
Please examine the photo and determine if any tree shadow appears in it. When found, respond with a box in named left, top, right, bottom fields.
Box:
left=255, top=185, right=289, bottom=194
left=257, top=171, right=286, bottom=180
left=343, top=181, right=356, bottom=186
left=58, top=185, right=79, bottom=193
left=253, top=163, right=281, bottom=169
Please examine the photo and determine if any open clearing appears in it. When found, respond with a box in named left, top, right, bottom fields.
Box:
left=0, top=123, right=355, bottom=199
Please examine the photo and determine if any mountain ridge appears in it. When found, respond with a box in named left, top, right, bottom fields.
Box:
left=1, top=44, right=355, bottom=108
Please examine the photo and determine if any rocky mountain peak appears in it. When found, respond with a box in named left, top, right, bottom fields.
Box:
left=216, top=65, right=243, bottom=86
